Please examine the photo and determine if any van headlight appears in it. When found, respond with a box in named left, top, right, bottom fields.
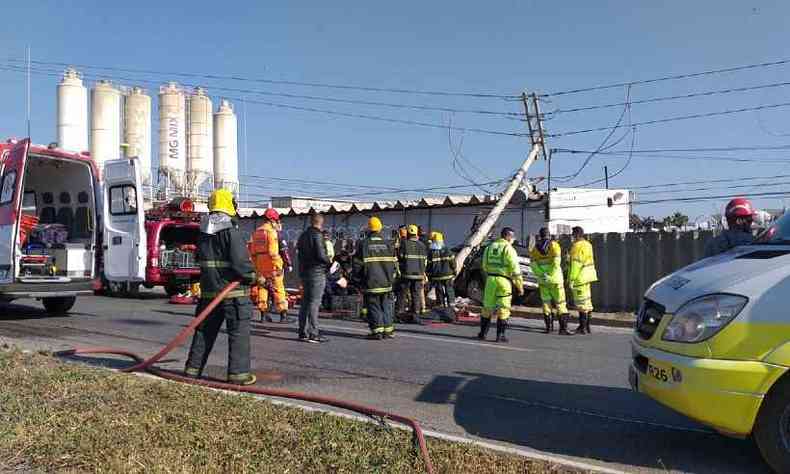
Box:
left=662, top=294, right=747, bottom=343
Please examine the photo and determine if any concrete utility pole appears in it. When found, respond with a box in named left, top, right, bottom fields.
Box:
left=454, top=92, right=546, bottom=271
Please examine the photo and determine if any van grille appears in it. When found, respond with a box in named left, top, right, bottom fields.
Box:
left=636, top=299, right=665, bottom=340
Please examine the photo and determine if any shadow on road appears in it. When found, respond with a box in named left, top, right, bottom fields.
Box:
left=0, top=302, right=94, bottom=320
left=416, top=372, right=770, bottom=474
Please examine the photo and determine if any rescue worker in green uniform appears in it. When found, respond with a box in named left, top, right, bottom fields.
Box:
left=352, top=217, right=399, bottom=340
left=479, top=227, right=524, bottom=343
left=426, top=231, right=456, bottom=323
left=397, top=224, right=428, bottom=323
left=184, top=189, right=257, bottom=385
left=569, top=226, right=598, bottom=334
left=530, top=227, right=571, bottom=335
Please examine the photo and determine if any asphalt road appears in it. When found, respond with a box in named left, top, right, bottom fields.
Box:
left=0, top=293, right=771, bottom=474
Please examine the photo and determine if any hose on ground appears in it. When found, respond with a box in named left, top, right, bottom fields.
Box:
left=64, top=281, right=434, bottom=474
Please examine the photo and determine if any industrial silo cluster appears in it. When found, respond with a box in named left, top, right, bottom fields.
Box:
left=55, top=68, right=239, bottom=200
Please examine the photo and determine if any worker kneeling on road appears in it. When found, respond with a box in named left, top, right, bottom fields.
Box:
left=568, top=226, right=598, bottom=335
left=530, top=228, right=571, bottom=335
left=427, top=231, right=457, bottom=323
left=249, top=208, right=289, bottom=323
left=397, top=224, right=428, bottom=323
left=184, top=189, right=257, bottom=385
left=353, top=217, right=399, bottom=340
left=479, top=227, right=523, bottom=343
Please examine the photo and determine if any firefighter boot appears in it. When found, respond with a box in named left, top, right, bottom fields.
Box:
left=495, top=319, right=509, bottom=343
left=575, top=312, right=588, bottom=335
left=279, top=311, right=289, bottom=323
left=543, top=315, right=552, bottom=334
left=558, top=314, right=572, bottom=335
left=477, top=317, right=492, bottom=340
left=586, top=313, right=593, bottom=334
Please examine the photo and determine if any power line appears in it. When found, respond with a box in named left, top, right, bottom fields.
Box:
left=551, top=189, right=790, bottom=211
left=548, top=101, right=790, bottom=137
left=0, top=65, right=527, bottom=138
left=576, top=126, right=637, bottom=187
left=627, top=173, right=790, bottom=190
left=6, top=57, right=519, bottom=99
left=542, top=57, right=790, bottom=97
left=637, top=179, right=790, bottom=196
left=546, top=80, right=790, bottom=115
left=553, top=149, right=789, bottom=163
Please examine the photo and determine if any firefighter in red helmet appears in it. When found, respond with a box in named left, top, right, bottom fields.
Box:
left=704, top=197, right=755, bottom=257
left=248, top=208, right=289, bottom=322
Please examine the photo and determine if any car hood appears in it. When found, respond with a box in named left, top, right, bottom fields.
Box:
left=645, top=245, right=790, bottom=313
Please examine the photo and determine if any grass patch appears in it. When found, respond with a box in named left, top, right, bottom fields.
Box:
left=0, top=350, right=585, bottom=473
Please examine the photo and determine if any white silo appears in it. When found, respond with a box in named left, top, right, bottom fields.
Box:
left=213, top=99, right=239, bottom=193
left=124, top=87, right=152, bottom=185
left=158, top=82, right=187, bottom=192
left=187, top=87, right=214, bottom=197
left=90, top=80, right=122, bottom=171
left=57, top=68, right=88, bottom=153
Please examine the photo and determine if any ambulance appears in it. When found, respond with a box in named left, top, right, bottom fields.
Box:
left=0, top=138, right=145, bottom=314
left=630, top=215, right=790, bottom=473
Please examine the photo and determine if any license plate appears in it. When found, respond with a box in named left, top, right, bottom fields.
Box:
left=628, top=366, right=639, bottom=392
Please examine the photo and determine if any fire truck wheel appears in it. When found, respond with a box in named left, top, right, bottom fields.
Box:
left=42, top=296, right=76, bottom=315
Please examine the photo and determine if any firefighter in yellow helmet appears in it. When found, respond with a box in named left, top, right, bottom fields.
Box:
left=397, top=224, right=428, bottom=323
left=248, top=208, right=289, bottom=323
left=185, top=189, right=257, bottom=385
left=569, top=226, right=598, bottom=334
left=479, top=227, right=524, bottom=343
left=427, top=231, right=456, bottom=322
left=352, top=216, right=399, bottom=339
left=530, top=227, right=571, bottom=335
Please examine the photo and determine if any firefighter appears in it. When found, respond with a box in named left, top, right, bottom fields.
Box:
left=704, top=197, right=755, bottom=257
left=530, top=228, right=571, bottom=335
left=568, top=226, right=598, bottom=335
left=478, top=227, right=523, bottom=343
left=352, top=217, right=399, bottom=340
left=184, top=189, right=257, bottom=385
left=398, top=224, right=428, bottom=323
left=427, top=231, right=456, bottom=323
left=248, top=208, right=289, bottom=323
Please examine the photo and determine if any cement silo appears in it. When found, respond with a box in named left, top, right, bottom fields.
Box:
left=90, top=80, right=122, bottom=171
left=158, top=82, right=187, bottom=192
left=56, top=68, right=88, bottom=153
left=123, top=87, right=152, bottom=185
left=187, top=87, right=213, bottom=197
left=213, top=99, right=239, bottom=192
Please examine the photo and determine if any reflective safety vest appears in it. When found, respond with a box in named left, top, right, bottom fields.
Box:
left=248, top=222, right=283, bottom=274
left=483, top=238, right=524, bottom=292
left=399, top=238, right=428, bottom=280
left=427, top=247, right=455, bottom=281
left=529, top=239, right=564, bottom=286
left=352, top=233, right=399, bottom=294
left=568, top=238, right=598, bottom=287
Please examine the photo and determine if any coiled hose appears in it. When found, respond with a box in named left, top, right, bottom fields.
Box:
left=64, top=281, right=434, bottom=474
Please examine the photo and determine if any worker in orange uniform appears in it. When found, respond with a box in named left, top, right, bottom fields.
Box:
left=249, top=208, right=289, bottom=323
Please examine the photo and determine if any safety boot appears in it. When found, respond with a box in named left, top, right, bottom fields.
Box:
left=184, top=367, right=201, bottom=379
left=477, top=317, right=491, bottom=340
left=558, top=314, right=572, bottom=335
left=543, top=315, right=552, bottom=334
left=279, top=311, right=290, bottom=323
left=228, top=373, right=257, bottom=386
left=586, top=313, right=593, bottom=334
left=495, top=319, right=509, bottom=343
left=575, top=313, right=587, bottom=335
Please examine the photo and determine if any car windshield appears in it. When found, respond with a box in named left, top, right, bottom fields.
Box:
left=754, top=212, right=790, bottom=244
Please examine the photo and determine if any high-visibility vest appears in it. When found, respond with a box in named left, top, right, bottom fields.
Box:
left=249, top=222, right=283, bottom=273
left=529, top=240, right=564, bottom=286
left=569, top=239, right=598, bottom=287
left=483, top=238, right=524, bottom=292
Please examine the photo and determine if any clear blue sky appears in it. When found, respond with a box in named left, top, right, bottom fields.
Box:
left=2, top=0, right=789, bottom=219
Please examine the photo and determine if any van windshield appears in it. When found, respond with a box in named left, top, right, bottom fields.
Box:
left=754, top=212, right=790, bottom=244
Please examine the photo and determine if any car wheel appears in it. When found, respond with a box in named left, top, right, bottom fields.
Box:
left=42, top=296, right=76, bottom=315
left=466, top=274, right=484, bottom=304
left=754, top=376, right=790, bottom=473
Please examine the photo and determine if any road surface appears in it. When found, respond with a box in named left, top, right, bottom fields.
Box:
left=0, top=294, right=770, bottom=474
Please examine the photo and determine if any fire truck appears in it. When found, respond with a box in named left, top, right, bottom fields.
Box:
left=0, top=138, right=144, bottom=314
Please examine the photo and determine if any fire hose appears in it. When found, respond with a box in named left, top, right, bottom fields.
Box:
left=63, top=281, right=434, bottom=474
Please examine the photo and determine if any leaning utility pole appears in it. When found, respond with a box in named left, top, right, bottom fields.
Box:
left=454, top=92, right=546, bottom=270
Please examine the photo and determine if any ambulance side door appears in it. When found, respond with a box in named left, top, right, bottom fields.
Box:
left=102, top=158, right=146, bottom=282
left=0, top=140, right=28, bottom=284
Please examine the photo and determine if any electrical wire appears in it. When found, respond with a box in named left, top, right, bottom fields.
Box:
left=628, top=173, right=790, bottom=190
left=6, top=57, right=517, bottom=99
left=553, top=149, right=789, bottom=163
left=542, top=57, right=790, bottom=97
left=576, top=126, right=637, bottom=187
left=637, top=179, right=790, bottom=196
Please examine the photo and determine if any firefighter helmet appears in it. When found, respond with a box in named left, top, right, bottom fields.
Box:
left=209, top=189, right=236, bottom=217
left=368, top=216, right=383, bottom=232
left=407, top=224, right=419, bottom=236
left=725, top=198, right=755, bottom=220
left=264, top=208, right=280, bottom=221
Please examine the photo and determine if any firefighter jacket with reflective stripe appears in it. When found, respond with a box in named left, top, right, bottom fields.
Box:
left=249, top=222, right=283, bottom=274
left=483, top=239, right=524, bottom=292
left=427, top=246, right=456, bottom=281
left=398, top=238, right=428, bottom=280
left=568, top=238, right=598, bottom=287
left=352, top=233, right=399, bottom=294
left=197, top=213, right=256, bottom=300
left=529, top=239, right=564, bottom=286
